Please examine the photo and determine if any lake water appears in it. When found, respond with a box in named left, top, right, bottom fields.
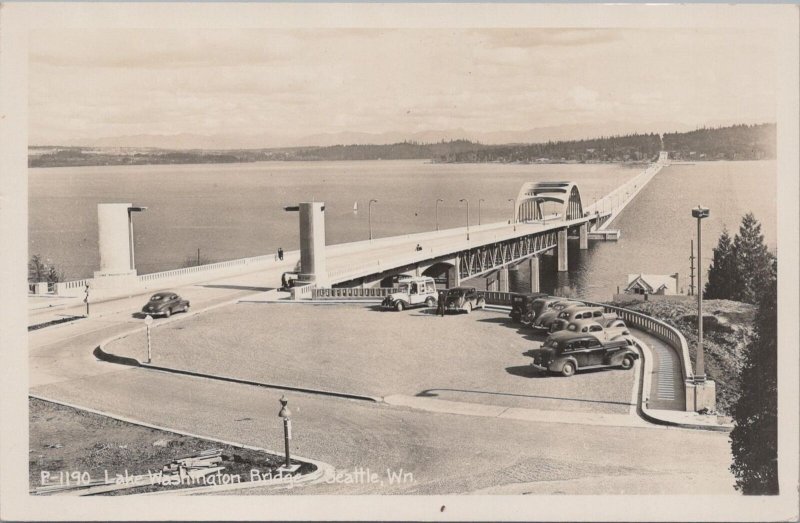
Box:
left=28, top=159, right=776, bottom=300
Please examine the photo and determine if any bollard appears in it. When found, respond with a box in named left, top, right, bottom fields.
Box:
left=278, top=395, right=292, bottom=468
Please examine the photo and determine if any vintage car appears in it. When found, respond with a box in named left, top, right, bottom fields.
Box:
left=530, top=331, right=639, bottom=377
left=531, top=300, right=584, bottom=331
left=509, top=292, right=547, bottom=323
left=549, top=306, right=616, bottom=333
left=381, top=276, right=437, bottom=311
left=444, top=286, right=486, bottom=314
left=141, top=292, right=190, bottom=317
left=565, top=318, right=633, bottom=343
left=524, top=297, right=563, bottom=325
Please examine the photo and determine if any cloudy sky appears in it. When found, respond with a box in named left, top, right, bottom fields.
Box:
left=29, top=28, right=778, bottom=148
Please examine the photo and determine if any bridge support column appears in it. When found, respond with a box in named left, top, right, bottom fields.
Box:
left=486, top=273, right=499, bottom=292
left=529, top=256, right=540, bottom=293
left=447, top=258, right=461, bottom=289
left=557, top=229, right=568, bottom=272
left=298, top=202, right=328, bottom=286
left=579, top=223, right=588, bottom=250
left=498, top=267, right=509, bottom=293
left=93, top=203, right=140, bottom=290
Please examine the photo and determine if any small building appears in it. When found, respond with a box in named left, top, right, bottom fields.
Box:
left=625, top=273, right=680, bottom=296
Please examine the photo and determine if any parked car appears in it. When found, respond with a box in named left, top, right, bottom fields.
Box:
left=141, top=292, right=190, bottom=317
left=531, top=300, right=584, bottom=331
left=509, top=292, right=547, bottom=323
left=530, top=331, right=638, bottom=377
left=550, top=306, right=616, bottom=332
left=525, top=296, right=563, bottom=325
left=565, top=319, right=632, bottom=343
left=444, top=286, right=486, bottom=314
left=381, top=276, right=437, bottom=311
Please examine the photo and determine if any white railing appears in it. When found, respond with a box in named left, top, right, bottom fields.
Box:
left=312, top=287, right=399, bottom=300
left=137, top=252, right=293, bottom=283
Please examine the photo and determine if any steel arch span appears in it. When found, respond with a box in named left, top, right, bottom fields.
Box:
left=514, top=181, right=585, bottom=222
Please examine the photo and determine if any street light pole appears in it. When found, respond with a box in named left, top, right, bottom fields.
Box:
left=478, top=199, right=484, bottom=226
left=459, top=199, right=470, bottom=240
left=368, top=199, right=378, bottom=241
left=692, top=205, right=710, bottom=383
left=507, top=198, right=516, bottom=231
left=436, top=199, right=443, bottom=231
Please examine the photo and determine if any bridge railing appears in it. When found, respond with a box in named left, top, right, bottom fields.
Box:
left=53, top=279, right=92, bottom=296
left=312, top=287, right=399, bottom=300
left=478, top=291, right=514, bottom=306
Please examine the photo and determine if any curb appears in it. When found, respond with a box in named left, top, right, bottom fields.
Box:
left=94, top=342, right=380, bottom=404
left=28, top=393, right=335, bottom=496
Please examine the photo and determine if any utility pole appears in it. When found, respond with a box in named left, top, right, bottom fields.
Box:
left=688, top=239, right=695, bottom=296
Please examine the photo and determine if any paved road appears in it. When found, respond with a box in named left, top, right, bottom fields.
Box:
left=28, top=268, right=734, bottom=495
left=635, top=330, right=686, bottom=411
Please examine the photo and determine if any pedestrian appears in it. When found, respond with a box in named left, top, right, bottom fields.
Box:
left=278, top=247, right=284, bottom=261
left=437, top=291, right=446, bottom=317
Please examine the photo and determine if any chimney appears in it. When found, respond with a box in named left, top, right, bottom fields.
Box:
left=672, top=272, right=680, bottom=295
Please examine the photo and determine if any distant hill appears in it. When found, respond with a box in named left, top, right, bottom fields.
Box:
left=29, top=123, right=775, bottom=168
left=663, top=123, right=775, bottom=161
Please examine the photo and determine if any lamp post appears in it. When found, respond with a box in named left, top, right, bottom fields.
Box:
left=478, top=199, right=485, bottom=226
left=127, top=206, right=147, bottom=271
left=692, top=205, right=710, bottom=383
left=435, top=199, right=443, bottom=231
left=144, top=314, right=153, bottom=363
left=459, top=199, right=470, bottom=240
left=368, top=199, right=378, bottom=241
left=83, top=283, right=90, bottom=316
left=278, top=395, right=292, bottom=468
left=507, top=198, right=516, bottom=231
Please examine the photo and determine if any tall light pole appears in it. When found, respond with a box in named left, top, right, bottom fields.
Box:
left=507, top=198, right=516, bottom=231
left=478, top=199, right=485, bottom=226
left=368, top=199, right=378, bottom=241
left=459, top=198, right=470, bottom=240
left=692, top=205, right=710, bottom=383
left=435, top=198, right=443, bottom=231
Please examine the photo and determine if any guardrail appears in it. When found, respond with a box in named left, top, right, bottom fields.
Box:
left=53, top=279, right=92, bottom=296
left=312, top=287, right=399, bottom=300
left=478, top=291, right=514, bottom=306
left=137, top=252, right=290, bottom=283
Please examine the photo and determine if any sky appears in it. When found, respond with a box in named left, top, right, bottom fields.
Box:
left=29, top=28, right=778, bottom=148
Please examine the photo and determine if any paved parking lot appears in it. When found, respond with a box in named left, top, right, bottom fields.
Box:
left=107, top=302, right=636, bottom=414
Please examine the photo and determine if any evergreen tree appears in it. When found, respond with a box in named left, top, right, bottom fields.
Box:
left=731, top=213, right=774, bottom=304
left=729, top=273, right=778, bottom=494
left=704, top=227, right=737, bottom=299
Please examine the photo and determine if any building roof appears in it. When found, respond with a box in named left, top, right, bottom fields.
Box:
left=625, top=274, right=678, bottom=293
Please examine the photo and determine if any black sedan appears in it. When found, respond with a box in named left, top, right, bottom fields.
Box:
left=141, top=292, right=190, bottom=318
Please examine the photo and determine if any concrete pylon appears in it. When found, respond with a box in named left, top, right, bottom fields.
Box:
left=447, top=257, right=461, bottom=288
left=529, top=256, right=540, bottom=293
left=93, top=203, right=139, bottom=289
left=557, top=229, right=569, bottom=272
left=579, top=223, right=588, bottom=250
left=498, top=266, right=509, bottom=292
left=298, top=202, right=328, bottom=286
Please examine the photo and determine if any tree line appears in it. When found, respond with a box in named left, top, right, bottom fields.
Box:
left=704, top=213, right=778, bottom=495
left=30, top=123, right=775, bottom=167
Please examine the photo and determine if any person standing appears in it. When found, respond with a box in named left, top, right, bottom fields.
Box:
left=278, top=247, right=284, bottom=261
left=437, top=290, right=446, bottom=317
